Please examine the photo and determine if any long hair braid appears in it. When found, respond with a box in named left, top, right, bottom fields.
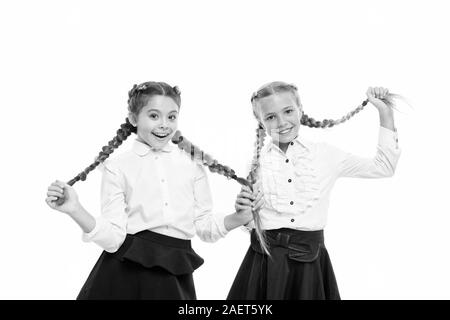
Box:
left=171, top=131, right=251, bottom=187
left=301, top=92, right=400, bottom=128
left=247, top=123, right=270, bottom=255
left=67, top=119, right=136, bottom=186
left=301, top=99, right=369, bottom=128
left=54, top=119, right=135, bottom=205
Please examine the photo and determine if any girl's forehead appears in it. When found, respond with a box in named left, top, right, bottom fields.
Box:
left=257, top=92, right=299, bottom=114
left=142, top=95, right=179, bottom=112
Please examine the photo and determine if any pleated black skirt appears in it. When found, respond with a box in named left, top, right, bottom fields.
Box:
left=227, top=228, right=340, bottom=300
left=77, top=230, right=204, bottom=300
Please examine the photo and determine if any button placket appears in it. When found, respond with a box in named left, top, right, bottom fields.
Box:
left=291, top=144, right=319, bottom=216
left=154, top=153, right=170, bottom=216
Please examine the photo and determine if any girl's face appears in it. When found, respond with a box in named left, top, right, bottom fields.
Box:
left=130, top=95, right=179, bottom=150
left=255, top=91, right=302, bottom=146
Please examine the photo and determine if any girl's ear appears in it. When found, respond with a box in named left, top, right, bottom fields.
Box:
left=128, top=112, right=137, bottom=126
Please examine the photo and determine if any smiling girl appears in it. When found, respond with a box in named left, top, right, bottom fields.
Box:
left=45, top=81, right=263, bottom=300
left=227, top=82, right=401, bottom=300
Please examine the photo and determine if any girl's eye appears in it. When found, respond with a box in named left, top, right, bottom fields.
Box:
left=169, top=115, right=177, bottom=121
left=285, top=109, right=294, bottom=114
left=149, top=113, right=158, bottom=120
left=266, top=115, right=275, bottom=121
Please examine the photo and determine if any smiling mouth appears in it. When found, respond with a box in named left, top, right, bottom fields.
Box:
left=278, top=127, right=293, bottom=135
left=152, top=132, right=171, bottom=139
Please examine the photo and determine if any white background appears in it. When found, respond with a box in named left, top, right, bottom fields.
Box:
left=1, top=0, right=449, bottom=299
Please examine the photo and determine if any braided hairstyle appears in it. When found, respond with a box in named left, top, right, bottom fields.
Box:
left=171, top=131, right=251, bottom=187
left=242, top=122, right=269, bottom=254
left=249, top=81, right=398, bottom=254
left=56, top=81, right=250, bottom=206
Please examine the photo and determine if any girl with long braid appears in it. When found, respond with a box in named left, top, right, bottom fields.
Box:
left=227, top=82, right=401, bottom=300
left=45, top=81, right=263, bottom=300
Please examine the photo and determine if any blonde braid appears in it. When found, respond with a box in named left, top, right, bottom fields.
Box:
left=247, top=124, right=270, bottom=255
left=301, top=99, right=369, bottom=128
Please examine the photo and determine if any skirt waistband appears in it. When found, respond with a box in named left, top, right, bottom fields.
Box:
left=131, top=230, right=192, bottom=249
left=263, top=228, right=324, bottom=247
left=251, top=228, right=325, bottom=262
left=111, top=230, right=203, bottom=275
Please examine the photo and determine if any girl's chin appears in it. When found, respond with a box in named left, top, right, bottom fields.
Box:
left=149, top=139, right=169, bottom=148
left=138, top=136, right=170, bottom=150
left=271, top=135, right=296, bottom=145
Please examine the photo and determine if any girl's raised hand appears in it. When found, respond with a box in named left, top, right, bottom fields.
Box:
left=366, top=86, right=392, bottom=114
left=45, top=180, right=80, bottom=215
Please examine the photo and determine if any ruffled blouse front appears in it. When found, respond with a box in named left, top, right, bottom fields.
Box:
left=261, top=141, right=320, bottom=216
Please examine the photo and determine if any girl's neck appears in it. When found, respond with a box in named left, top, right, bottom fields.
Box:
left=136, top=137, right=151, bottom=147
left=278, top=141, right=290, bottom=153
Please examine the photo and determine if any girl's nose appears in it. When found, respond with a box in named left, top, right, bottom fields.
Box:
left=277, top=115, right=287, bottom=128
left=159, top=118, right=169, bottom=128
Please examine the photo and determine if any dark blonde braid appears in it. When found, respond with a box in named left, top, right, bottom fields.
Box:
left=301, top=99, right=369, bottom=128
left=247, top=124, right=270, bottom=255
left=171, top=131, right=251, bottom=187
left=68, top=119, right=136, bottom=185
left=55, top=118, right=136, bottom=205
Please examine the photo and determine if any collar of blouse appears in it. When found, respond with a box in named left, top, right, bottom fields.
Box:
left=132, top=138, right=174, bottom=156
left=266, top=135, right=311, bottom=155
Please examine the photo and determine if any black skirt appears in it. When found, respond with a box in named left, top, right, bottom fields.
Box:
left=227, top=228, right=340, bottom=300
left=77, top=230, right=204, bottom=300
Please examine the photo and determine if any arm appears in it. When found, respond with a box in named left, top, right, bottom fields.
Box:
left=337, top=127, right=400, bottom=178
left=337, top=87, right=401, bottom=178
left=46, top=180, right=96, bottom=233
left=46, top=161, right=128, bottom=253
left=81, top=162, right=128, bottom=252
left=193, top=165, right=261, bottom=242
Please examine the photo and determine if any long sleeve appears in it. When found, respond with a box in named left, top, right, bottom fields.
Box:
left=82, top=161, right=128, bottom=253
left=193, top=165, right=229, bottom=242
left=337, top=126, right=401, bottom=178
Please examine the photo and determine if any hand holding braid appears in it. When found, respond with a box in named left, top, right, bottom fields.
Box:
left=54, top=118, right=136, bottom=205
left=246, top=124, right=270, bottom=255
left=171, top=131, right=251, bottom=188
left=301, top=91, right=400, bottom=128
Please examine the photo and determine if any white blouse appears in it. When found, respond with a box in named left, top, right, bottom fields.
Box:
left=249, top=126, right=401, bottom=231
left=82, top=139, right=229, bottom=253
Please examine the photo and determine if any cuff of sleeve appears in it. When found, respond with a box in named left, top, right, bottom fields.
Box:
left=81, top=216, right=104, bottom=243
left=379, top=126, right=399, bottom=150
left=218, top=215, right=230, bottom=237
